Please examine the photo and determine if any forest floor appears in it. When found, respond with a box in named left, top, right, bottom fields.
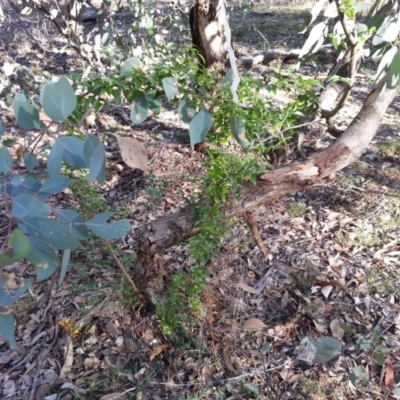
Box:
left=1, top=1, right=400, bottom=399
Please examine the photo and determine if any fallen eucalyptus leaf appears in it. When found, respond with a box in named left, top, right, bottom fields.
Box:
left=116, top=136, right=148, bottom=172
left=243, top=318, right=266, bottom=331
left=297, top=336, right=342, bottom=365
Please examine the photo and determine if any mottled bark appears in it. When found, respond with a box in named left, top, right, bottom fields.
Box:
left=189, top=0, right=229, bottom=73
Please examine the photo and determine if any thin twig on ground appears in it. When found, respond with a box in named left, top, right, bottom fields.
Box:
left=105, top=240, right=144, bottom=300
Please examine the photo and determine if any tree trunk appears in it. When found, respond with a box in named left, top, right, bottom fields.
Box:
left=189, top=0, right=230, bottom=73
left=135, top=74, right=399, bottom=264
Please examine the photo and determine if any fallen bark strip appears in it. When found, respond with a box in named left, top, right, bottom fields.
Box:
left=136, top=75, right=399, bottom=260
left=237, top=45, right=334, bottom=67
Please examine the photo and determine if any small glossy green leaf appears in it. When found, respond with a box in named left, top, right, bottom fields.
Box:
left=162, top=77, right=178, bottom=101
left=12, top=193, right=51, bottom=220
left=87, top=212, right=130, bottom=239
left=27, top=237, right=59, bottom=282
left=39, top=176, right=70, bottom=195
left=47, top=140, right=64, bottom=176
left=41, top=77, right=77, bottom=122
left=14, top=100, right=41, bottom=130
left=57, top=209, right=89, bottom=240
left=23, top=153, right=38, bottom=171
left=0, top=275, right=32, bottom=306
left=0, top=229, right=30, bottom=265
left=0, top=147, right=12, bottom=172
left=120, top=56, right=142, bottom=77
left=178, top=100, right=196, bottom=123
left=229, top=116, right=250, bottom=147
left=189, top=107, right=212, bottom=147
left=130, top=94, right=148, bottom=124
left=0, top=311, right=17, bottom=349
left=59, top=249, right=71, bottom=284
left=25, top=217, right=81, bottom=250
left=59, top=137, right=87, bottom=168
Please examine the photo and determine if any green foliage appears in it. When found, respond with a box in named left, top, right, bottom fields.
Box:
left=288, top=202, right=308, bottom=218
left=0, top=75, right=129, bottom=349
left=155, top=265, right=208, bottom=347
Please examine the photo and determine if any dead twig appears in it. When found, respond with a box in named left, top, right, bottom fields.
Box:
left=244, top=211, right=268, bottom=260
left=105, top=240, right=144, bottom=300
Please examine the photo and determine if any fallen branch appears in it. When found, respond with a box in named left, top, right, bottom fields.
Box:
left=237, top=45, right=334, bottom=67
left=135, top=73, right=399, bottom=261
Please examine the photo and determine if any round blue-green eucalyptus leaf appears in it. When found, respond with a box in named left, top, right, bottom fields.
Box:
left=189, top=107, right=212, bottom=147
left=388, top=47, right=400, bottom=88
left=0, top=275, right=32, bottom=307
left=58, top=137, right=87, bottom=168
left=57, top=209, right=89, bottom=240
left=14, top=100, right=41, bottom=130
left=23, top=153, right=38, bottom=171
left=147, top=94, right=162, bottom=115
left=178, top=100, right=196, bottom=124
left=131, top=94, right=148, bottom=125
left=24, top=217, right=81, bottom=250
left=11, top=193, right=51, bottom=220
left=120, top=56, right=142, bottom=77
left=39, top=176, right=70, bottom=195
left=27, top=237, right=59, bottom=282
left=84, top=134, right=106, bottom=184
left=162, top=77, right=178, bottom=101
left=41, top=76, right=77, bottom=122
left=47, top=140, right=64, bottom=176
left=0, top=229, right=30, bottom=266
left=229, top=116, right=250, bottom=147
left=0, top=147, right=12, bottom=172
left=87, top=212, right=130, bottom=239
left=0, top=311, right=17, bottom=350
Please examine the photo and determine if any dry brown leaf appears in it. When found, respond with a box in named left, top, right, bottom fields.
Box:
left=15, top=145, right=25, bottom=158
left=243, top=318, right=266, bottom=331
left=330, top=318, right=345, bottom=339
left=385, top=356, right=394, bottom=391
left=321, top=285, right=333, bottom=299
left=99, top=394, right=128, bottom=400
left=59, top=335, right=74, bottom=379
left=222, top=347, right=237, bottom=373
left=83, top=357, right=101, bottom=370
left=116, top=136, right=148, bottom=172
left=149, top=343, right=170, bottom=361
left=235, top=282, right=261, bottom=295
